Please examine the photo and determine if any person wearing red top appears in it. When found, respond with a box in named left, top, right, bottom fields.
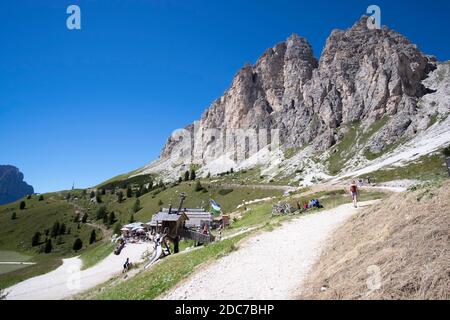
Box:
left=349, top=180, right=358, bottom=208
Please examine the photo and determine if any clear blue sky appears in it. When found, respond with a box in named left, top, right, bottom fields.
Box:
left=1, top=0, right=449, bottom=193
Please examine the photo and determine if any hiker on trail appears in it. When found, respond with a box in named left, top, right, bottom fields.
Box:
left=349, top=180, right=358, bottom=208
left=202, top=224, right=209, bottom=235
left=123, top=257, right=130, bottom=273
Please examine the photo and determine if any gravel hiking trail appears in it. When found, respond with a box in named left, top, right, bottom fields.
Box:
left=162, top=201, right=378, bottom=300
left=5, top=242, right=151, bottom=300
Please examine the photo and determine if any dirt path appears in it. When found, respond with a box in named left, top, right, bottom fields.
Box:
left=211, top=182, right=404, bottom=197
left=209, top=183, right=298, bottom=192
left=161, top=201, right=378, bottom=300
left=86, top=222, right=113, bottom=240
left=299, top=183, right=405, bottom=196
left=4, top=243, right=151, bottom=300
left=69, top=202, right=113, bottom=240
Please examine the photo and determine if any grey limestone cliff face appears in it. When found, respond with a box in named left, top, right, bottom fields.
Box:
left=0, top=165, right=34, bottom=205
left=159, top=16, right=438, bottom=167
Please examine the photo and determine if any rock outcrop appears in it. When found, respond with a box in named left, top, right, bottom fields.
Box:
left=0, top=165, right=34, bottom=205
left=145, top=16, right=445, bottom=177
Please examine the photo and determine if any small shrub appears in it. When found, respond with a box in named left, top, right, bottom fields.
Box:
left=59, top=223, right=66, bottom=235
left=113, top=223, right=121, bottom=235
left=89, top=230, right=96, bottom=244
left=133, top=199, right=141, bottom=213
left=32, top=232, right=41, bottom=246
left=44, top=239, right=52, bottom=253
left=96, top=206, right=107, bottom=220
left=73, top=238, right=83, bottom=251
left=443, top=145, right=450, bottom=157
left=194, top=180, right=203, bottom=192
left=218, top=189, right=233, bottom=196
left=117, top=191, right=124, bottom=203
left=108, top=211, right=116, bottom=225
left=51, top=221, right=60, bottom=238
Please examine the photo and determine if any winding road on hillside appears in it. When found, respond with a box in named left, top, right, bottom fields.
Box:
left=4, top=242, right=151, bottom=300
left=161, top=201, right=378, bottom=300
left=211, top=182, right=406, bottom=195
left=69, top=202, right=114, bottom=240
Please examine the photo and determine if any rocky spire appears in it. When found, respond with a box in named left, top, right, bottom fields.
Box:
left=156, top=16, right=439, bottom=169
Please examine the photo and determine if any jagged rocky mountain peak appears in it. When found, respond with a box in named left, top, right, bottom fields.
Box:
left=141, top=16, right=448, bottom=180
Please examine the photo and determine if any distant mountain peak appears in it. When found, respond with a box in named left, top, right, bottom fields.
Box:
left=0, top=165, right=34, bottom=205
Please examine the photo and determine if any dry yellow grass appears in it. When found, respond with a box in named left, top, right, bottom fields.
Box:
left=299, top=180, right=450, bottom=300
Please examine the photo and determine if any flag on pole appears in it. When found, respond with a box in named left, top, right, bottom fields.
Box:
left=210, top=199, right=222, bottom=215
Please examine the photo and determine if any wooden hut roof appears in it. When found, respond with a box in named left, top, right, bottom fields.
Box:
left=151, top=211, right=188, bottom=223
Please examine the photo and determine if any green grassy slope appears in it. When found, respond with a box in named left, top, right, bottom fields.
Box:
left=0, top=178, right=283, bottom=288
left=360, top=153, right=448, bottom=183
left=79, top=242, right=115, bottom=270
left=0, top=250, right=31, bottom=262
left=325, top=117, right=416, bottom=175
left=0, top=193, right=96, bottom=253
left=134, top=181, right=284, bottom=222
left=0, top=251, right=33, bottom=276
left=327, top=123, right=361, bottom=175
left=0, top=192, right=99, bottom=288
